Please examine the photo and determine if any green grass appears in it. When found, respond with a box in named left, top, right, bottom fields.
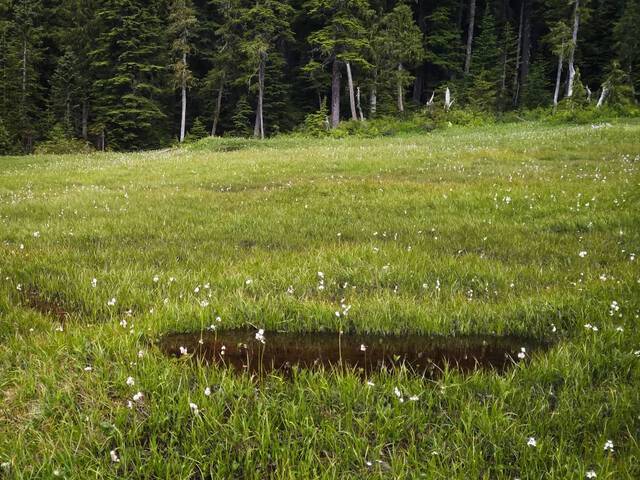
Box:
left=1, top=121, right=639, bottom=479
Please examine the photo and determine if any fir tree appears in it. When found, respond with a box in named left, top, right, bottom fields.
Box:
left=377, top=4, right=425, bottom=113
left=169, top=0, right=198, bottom=143
left=239, top=0, right=293, bottom=139
left=12, top=0, right=45, bottom=151
left=49, top=47, right=81, bottom=134
left=231, top=94, right=253, bottom=136
left=305, top=0, right=374, bottom=127
left=614, top=0, right=640, bottom=100
left=90, top=1, right=169, bottom=150
left=469, top=4, right=500, bottom=111
left=425, top=5, right=464, bottom=81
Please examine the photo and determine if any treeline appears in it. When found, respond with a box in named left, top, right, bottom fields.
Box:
left=0, top=0, right=638, bottom=153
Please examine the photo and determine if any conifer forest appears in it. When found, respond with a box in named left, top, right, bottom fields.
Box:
left=0, top=0, right=639, bottom=153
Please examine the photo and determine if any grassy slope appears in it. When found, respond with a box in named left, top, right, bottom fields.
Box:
left=0, top=122, right=639, bottom=478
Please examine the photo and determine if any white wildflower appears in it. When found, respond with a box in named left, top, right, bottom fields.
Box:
left=527, top=437, right=537, bottom=447
left=126, top=376, right=135, bottom=386
left=603, top=440, right=614, bottom=452
left=110, top=450, right=120, bottom=463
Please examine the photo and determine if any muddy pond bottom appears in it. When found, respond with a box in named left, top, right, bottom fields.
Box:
left=158, top=330, right=546, bottom=376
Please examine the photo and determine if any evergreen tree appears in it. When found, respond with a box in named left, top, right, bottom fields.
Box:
left=230, top=94, right=253, bottom=136
left=184, top=116, right=208, bottom=142
left=614, top=0, right=640, bottom=100
left=169, top=0, right=198, bottom=143
left=239, top=0, right=293, bottom=139
left=520, top=58, right=551, bottom=108
left=469, top=4, right=500, bottom=111
left=598, top=59, right=635, bottom=107
left=90, top=1, right=169, bottom=150
left=0, top=118, right=13, bottom=155
left=377, top=3, right=424, bottom=113
left=202, top=0, right=244, bottom=136
left=49, top=47, right=81, bottom=133
left=305, top=0, right=373, bottom=127
left=12, top=0, right=45, bottom=151
left=545, top=20, right=572, bottom=109
left=425, top=5, right=464, bottom=81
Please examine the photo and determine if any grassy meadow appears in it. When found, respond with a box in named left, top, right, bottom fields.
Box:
left=0, top=121, right=639, bottom=478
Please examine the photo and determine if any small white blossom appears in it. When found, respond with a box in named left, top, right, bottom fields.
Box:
left=137, top=350, right=144, bottom=358
left=409, top=395, right=419, bottom=401
left=527, top=437, right=537, bottom=447
left=189, top=402, right=199, bottom=415
left=603, top=440, right=614, bottom=452
left=360, top=344, right=367, bottom=352
left=107, top=297, right=116, bottom=306
left=33, top=231, right=40, bottom=238
left=517, top=347, right=526, bottom=359
left=84, top=366, right=93, bottom=372
left=393, top=387, right=403, bottom=402
left=179, top=346, right=188, bottom=356
left=586, top=470, right=597, bottom=479
left=110, top=450, right=120, bottom=463
left=255, top=329, right=265, bottom=344
left=153, top=275, right=159, bottom=283
left=132, top=392, right=143, bottom=402
left=204, top=387, right=211, bottom=396
left=579, top=251, right=588, bottom=258
left=91, top=278, right=97, bottom=288
left=126, top=376, right=135, bottom=386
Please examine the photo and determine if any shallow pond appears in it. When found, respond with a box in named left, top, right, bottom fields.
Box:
left=158, top=329, right=546, bottom=376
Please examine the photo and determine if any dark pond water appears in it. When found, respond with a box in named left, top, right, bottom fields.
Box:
left=158, top=329, right=546, bottom=376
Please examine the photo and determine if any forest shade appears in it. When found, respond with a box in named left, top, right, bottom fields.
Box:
left=0, top=0, right=638, bottom=153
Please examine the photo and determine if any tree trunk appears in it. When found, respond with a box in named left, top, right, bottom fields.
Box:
left=521, top=0, right=532, bottom=90
left=596, top=85, right=608, bottom=107
left=212, top=75, right=225, bottom=136
left=330, top=59, right=341, bottom=128
left=397, top=63, right=404, bottom=113
left=413, top=0, right=427, bottom=102
left=566, top=0, right=580, bottom=97
left=180, top=52, right=187, bottom=143
left=370, top=87, right=377, bottom=116
left=464, top=0, right=476, bottom=75
left=81, top=100, right=88, bottom=139
left=553, top=51, right=564, bottom=110
left=345, top=62, right=358, bottom=121
left=22, top=40, right=27, bottom=100
left=356, top=87, right=364, bottom=121
left=253, top=52, right=265, bottom=139
left=512, top=0, right=524, bottom=105
left=412, top=67, right=424, bottom=103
